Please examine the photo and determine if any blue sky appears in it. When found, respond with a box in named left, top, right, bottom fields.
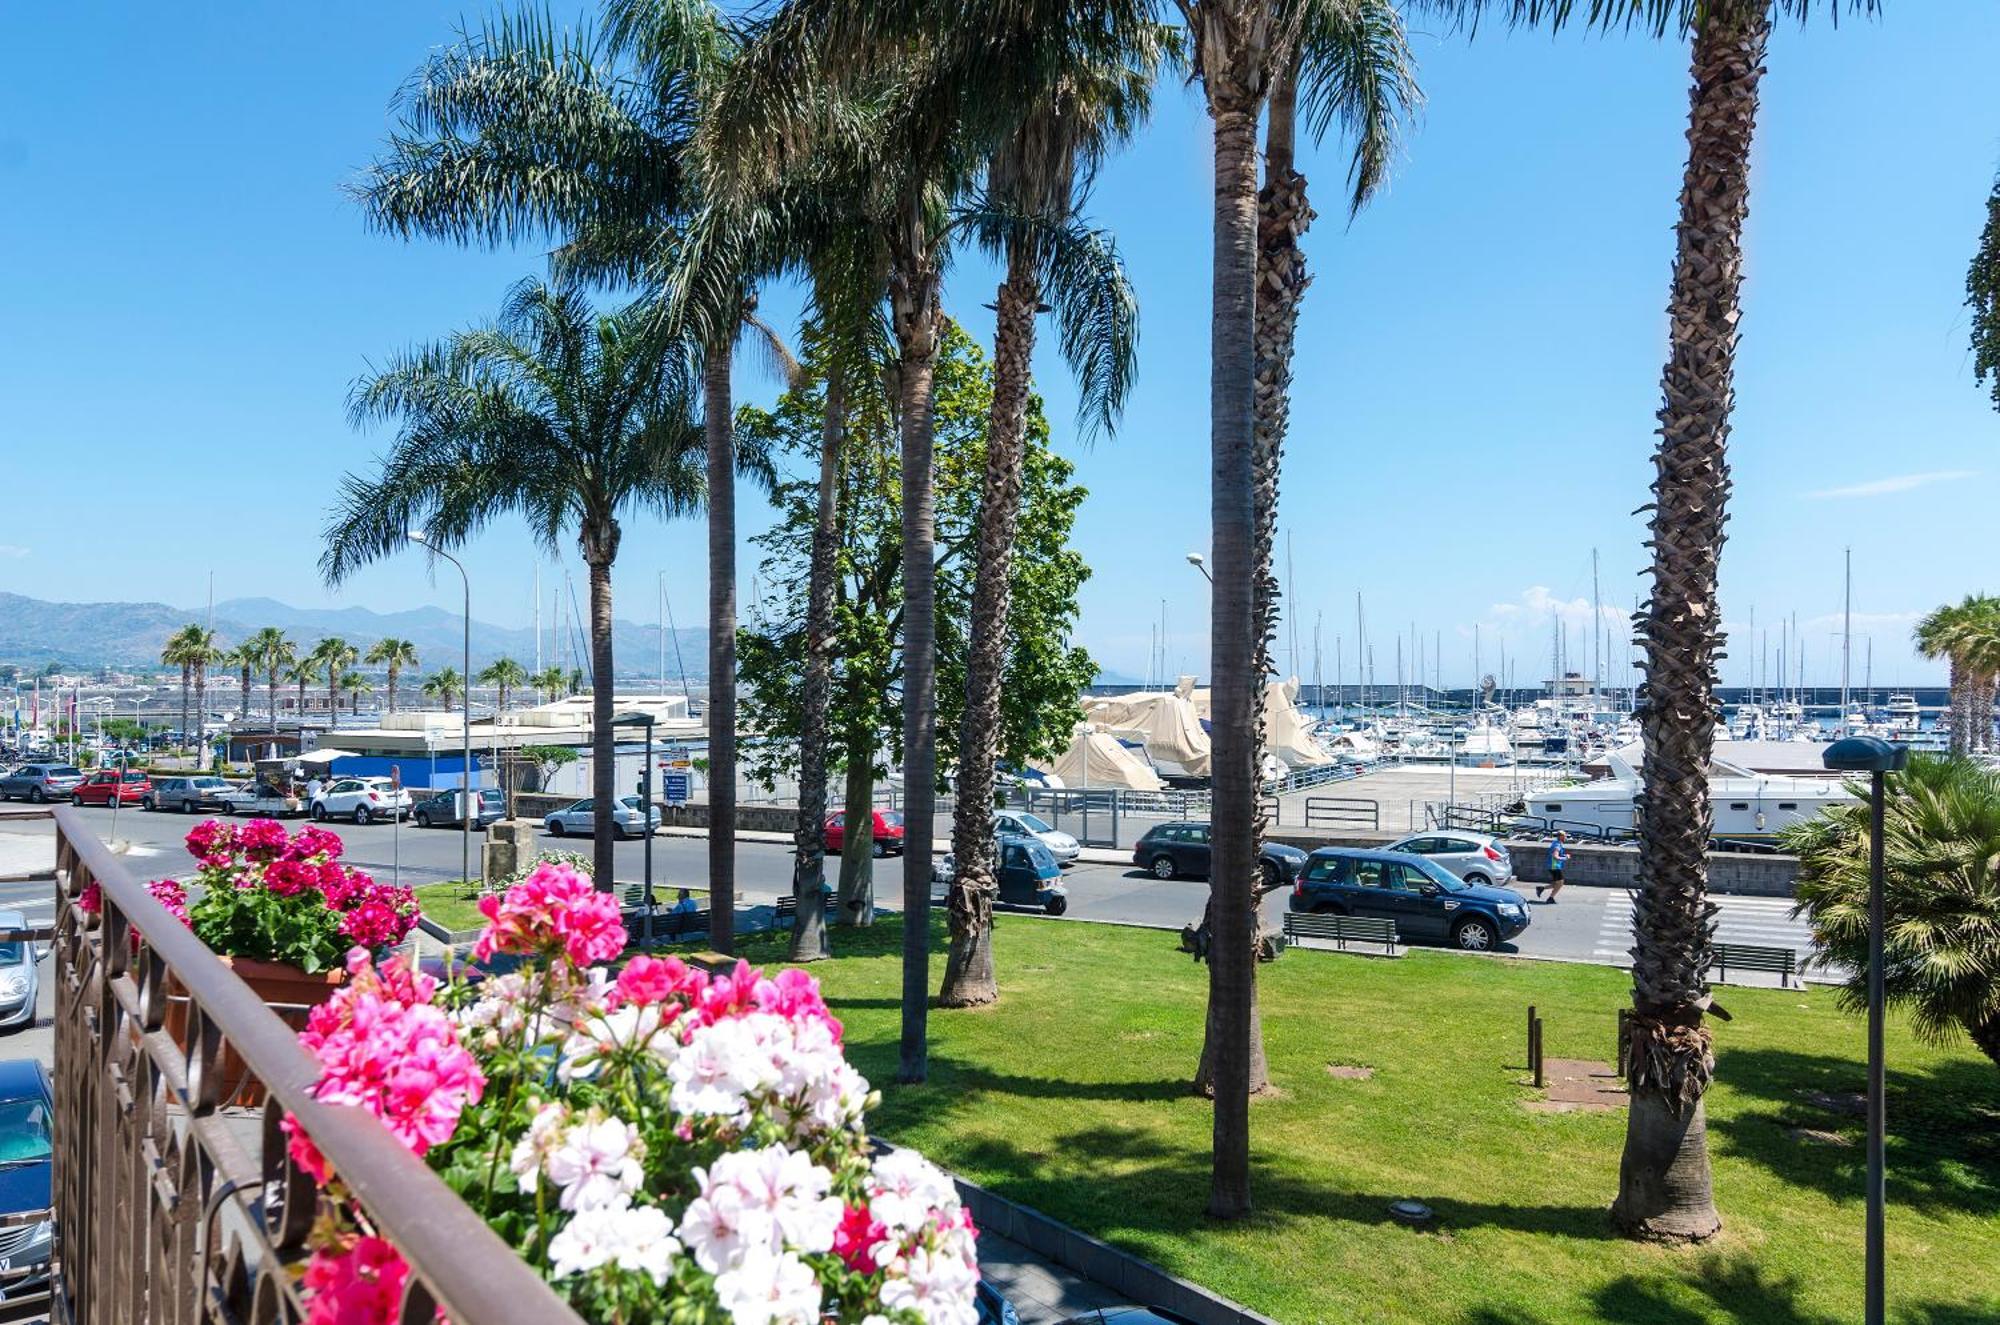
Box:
left=3, top=4, right=1994, bottom=687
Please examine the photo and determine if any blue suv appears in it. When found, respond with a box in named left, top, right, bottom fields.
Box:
left=1290, top=848, right=1531, bottom=951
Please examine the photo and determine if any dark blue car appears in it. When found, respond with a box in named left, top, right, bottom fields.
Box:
left=1289, top=848, right=1530, bottom=951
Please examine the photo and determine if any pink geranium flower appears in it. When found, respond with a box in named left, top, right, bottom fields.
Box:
left=610, top=954, right=706, bottom=1010
left=302, top=1233, right=410, bottom=1325
left=473, top=862, right=625, bottom=968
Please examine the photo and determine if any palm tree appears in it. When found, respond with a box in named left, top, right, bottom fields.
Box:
left=366, top=637, right=419, bottom=714
left=1786, top=755, right=2000, bottom=1070
left=243, top=627, right=295, bottom=731
left=227, top=642, right=256, bottom=722
left=531, top=665, right=569, bottom=705
left=940, top=43, right=1153, bottom=1007
left=159, top=625, right=207, bottom=756
left=287, top=660, right=315, bottom=731
left=186, top=628, right=221, bottom=764
left=479, top=657, right=529, bottom=712
left=323, top=279, right=719, bottom=895
left=309, top=639, right=358, bottom=732
left=423, top=668, right=465, bottom=713
left=1916, top=596, right=2000, bottom=756
left=339, top=670, right=374, bottom=716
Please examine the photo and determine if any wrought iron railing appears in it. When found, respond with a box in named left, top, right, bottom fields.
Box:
left=48, top=806, right=586, bottom=1325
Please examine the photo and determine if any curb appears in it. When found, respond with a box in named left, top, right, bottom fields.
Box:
left=0, top=872, right=54, bottom=885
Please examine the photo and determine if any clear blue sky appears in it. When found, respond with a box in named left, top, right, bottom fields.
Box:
left=4, top=4, right=1994, bottom=687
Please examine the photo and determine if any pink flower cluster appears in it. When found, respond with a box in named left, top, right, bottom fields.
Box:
left=187, top=819, right=418, bottom=950
left=472, top=861, right=626, bottom=968
left=301, top=1234, right=411, bottom=1325
left=284, top=948, right=486, bottom=1186
left=72, top=876, right=188, bottom=924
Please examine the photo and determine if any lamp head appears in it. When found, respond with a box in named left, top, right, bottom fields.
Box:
left=1821, top=735, right=1909, bottom=774
left=1185, top=553, right=1205, bottom=567
left=407, top=528, right=429, bottom=545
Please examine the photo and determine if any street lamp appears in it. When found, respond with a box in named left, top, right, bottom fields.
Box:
left=410, top=529, right=474, bottom=890
left=1185, top=552, right=1211, bottom=583
left=1820, top=734, right=1909, bottom=1325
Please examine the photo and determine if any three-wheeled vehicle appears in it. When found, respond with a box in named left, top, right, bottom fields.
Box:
left=934, top=834, right=1069, bottom=915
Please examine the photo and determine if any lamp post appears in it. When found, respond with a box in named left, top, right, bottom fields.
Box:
left=410, top=530, right=474, bottom=891
left=1185, top=551, right=1212, bottom=583
left=1820, top=734, right=1909, bottom=1325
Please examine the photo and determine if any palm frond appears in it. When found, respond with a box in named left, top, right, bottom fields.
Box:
left=1291, top=0, right=1422, bottom=216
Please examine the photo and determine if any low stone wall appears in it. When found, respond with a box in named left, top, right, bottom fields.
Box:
left=1263, top=829, right=1798, bottom=898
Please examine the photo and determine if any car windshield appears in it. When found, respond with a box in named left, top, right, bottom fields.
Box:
left=0, top=943, right=23, bottom=964
left=1413, top=858, right=1467, bottom=891
left=1017, top=813, right=1053, bottom=834
left=1025, top=843, right=1056, bottom=869
left=0, top=1094, right=52, bottom=1165
left=879, top=812, right=904, bottom=827
left=120, top=770, right=147, bottom=781
left=1304, top=856, right=1345, bottom=882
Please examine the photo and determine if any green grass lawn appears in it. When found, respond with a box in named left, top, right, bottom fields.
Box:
left=413, top=881, right=489, bottom=932
left=711, top=917, right=1999, bottom=1325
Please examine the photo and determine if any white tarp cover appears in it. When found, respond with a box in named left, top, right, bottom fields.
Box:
left=1033, top=724, right=1166, bottom=791
left=1174, top=676, right=1330, bottom=770
left=1081, top=690, right=1211, bottom=777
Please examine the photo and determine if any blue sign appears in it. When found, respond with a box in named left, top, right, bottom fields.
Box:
left=662, top=772, right=691, bottom=806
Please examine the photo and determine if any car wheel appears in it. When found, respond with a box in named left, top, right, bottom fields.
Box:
left=1454, top=917, right=1497, bottom=951
left=182, top=799, right=198, bottom=814
left=1045, top=895, right=1069, bottom=916
left=1150, top=854, right=1176, bottom=880
left=1261, top=860, right=1281, bottom=889
left=141, top=796, right=155, bottom=811
left=353, top=806, right=371, bottom=825
left=1463, top=872, right=1490, bottom=887
left=871, top=840, right=885, bottom=858
left=415, top=812, right=431, bottom=828
left=311, top=804, right=327, bottom=822
left=71, top=794, right=84, bottom=807
left=548, top=819, right=566, bottom=836
left=28, top=788, right=44, bottom=804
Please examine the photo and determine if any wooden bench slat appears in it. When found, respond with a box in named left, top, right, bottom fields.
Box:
left=1282, top=911, right=1399, bottom=954
left=1709, top=942, right=1798, bottom=987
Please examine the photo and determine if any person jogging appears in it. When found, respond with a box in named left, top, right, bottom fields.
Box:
left=1536, top=831, right=1569, bottom=903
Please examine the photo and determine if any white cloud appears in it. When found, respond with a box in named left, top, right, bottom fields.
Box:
left=0, top=544, right=26, bottom=559
left=1488, top=585, right=1627, bottom=631
left=1804, top=470, right=1974, bottom=500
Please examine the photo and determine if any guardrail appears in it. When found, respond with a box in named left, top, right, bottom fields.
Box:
left=48, top=806, right=586, bottom=1325
left=1302, top=797, right=1380, bottom=831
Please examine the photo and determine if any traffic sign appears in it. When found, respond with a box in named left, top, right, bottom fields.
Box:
left=662, top=772, right=691, bottom=806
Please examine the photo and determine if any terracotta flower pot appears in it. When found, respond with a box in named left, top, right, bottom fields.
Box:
left=165, top=954, right=346, bottom=1108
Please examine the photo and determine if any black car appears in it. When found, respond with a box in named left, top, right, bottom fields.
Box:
left=1290, top=848, right=1531, bottom=951
left=0, top=1060, right=54, bottom=1306
left=1130, top=821, right=1308, bottom=888
left=413, top=787, right=507, bottom=829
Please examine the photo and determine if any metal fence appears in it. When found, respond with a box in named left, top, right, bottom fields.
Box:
left=48, top=806, right=586, bottom=1325
left=1302, top=797, right=1381, bottom=831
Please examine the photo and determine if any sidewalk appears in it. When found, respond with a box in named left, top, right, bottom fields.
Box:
left=0, top=829, right=54, bottom=881
left=651, top=825, right=1134, bottom=868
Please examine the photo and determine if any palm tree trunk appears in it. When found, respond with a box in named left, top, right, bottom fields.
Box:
left=1201, top=88, right=1265, bottom=1221
left=583, top=530, right=620, bottom=895
left=891, top=252, right=944, bottom=1085
left=791, top=371, right=845, bottom=963
left=267, top=671, right=278, bottom=736
left=705, top=342, right=737, bottom=954
left=179, top=666, right=191, bottom=758
left=835, top=731, right=877, bottom=926
left=194, top=664, right=208, bottom=764
left=1613, top=0, right=1769, bottom=1245
left=941, top=245, right=1040, bottom=1009
left=388, top=665, right=399, bottom=715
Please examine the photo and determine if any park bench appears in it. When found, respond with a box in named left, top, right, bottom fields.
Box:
left=1709, top=942, right=1798, bottom=988
left=618, top=885, right=709, bottom=942
left=1281, top=911, right=1400, bottom=957
left=772, top=894, right=836, bottom=927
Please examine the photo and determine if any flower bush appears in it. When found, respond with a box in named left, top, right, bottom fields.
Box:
left=289, top=860, right=981, bottom=1325
left=178, top=819, right=417, bottom=972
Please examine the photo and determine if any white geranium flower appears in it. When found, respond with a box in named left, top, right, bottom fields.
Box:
left=678, top=1164, right=775, bottom=1274
left=878, top=1244, right=980, bottom=1325
left=508, top=1099, right=569, bottom=1195
left=712, top=1245, right=822, bottom=1325
left=867, top=1148, right=960, bottom=1236
left=734, top=1146, right=843, bottom=1256
left=545, top=1113, right=645, bottom=1213
left=668, top=1015, right=781, bottom=1120
left=547, top=1205, right=682, bottom=1286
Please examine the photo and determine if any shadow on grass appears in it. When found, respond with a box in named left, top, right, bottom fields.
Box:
left=1713, top=1046, right=2000, bottom=1219
left=1462, top=1258, right=1996, bottom=1325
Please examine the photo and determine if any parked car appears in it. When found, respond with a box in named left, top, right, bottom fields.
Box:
left=1290, top=847, right=1530, bottom=951
left=217, top=779, right=307, bottom=817
left=823, top=810, right=906, bottom=857
left=933, top=835, right=1069, bottom=915
left=0, top=766, right=83, bottom=804
left=69, top=769, right=152, bottom=807
left=991, top=809, right=1081, bottom=865
left=1382, top=830, right=1515, bottom=886
left=310, top=776, right=415, bottom=824
left=146, top=775, right=238, bottom=813
left=1130, top=821, right=1308, bottom=887
left=1058, top=1310, right=1196, bottom=1325
left=545, top=795, right=660, bottom=839
left=0, top=1058, right=54, bottom=1306
left=414, top=787, right=507, bottom=829
left=0, top=918, right=38, bottom=1033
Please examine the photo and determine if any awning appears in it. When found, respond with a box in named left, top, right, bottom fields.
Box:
left=295, top=748, right=360, bottom=765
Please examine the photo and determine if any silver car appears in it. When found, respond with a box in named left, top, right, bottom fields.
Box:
left=0, top=913, right=39, bottom=1031
left=1382, top=830, right=1514, bottom=887
left=545, top=795, right=660, bottom=840
left=146, top=775, right=237, bottom=813
left=0, top=766, right=83, bottom=804
left=991, top=810, right=1081, bottom=865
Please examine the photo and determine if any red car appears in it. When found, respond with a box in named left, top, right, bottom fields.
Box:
left=70, top=769, right=153, bottom=807
left=822, top=810, right=905, bottom=856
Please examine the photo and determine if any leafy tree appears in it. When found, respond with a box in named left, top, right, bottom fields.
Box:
left=531, top=666, right=569, bottom=704
left=736, top=320, right=1096, bottom=896
left=1968, top=172, right=2000, bottom=414
left=226, top=642, right=257, bottom=722
left=1914, top=596, right=2000, bottom=757
left=1786, top=755, right=2000, bottom=1070
left=424, top=668, right=465, bottom=713
left=339, top=670, right=373, bottom=715
left=479, top=656, right=529, bottom=712
left=309, top=639, right=358, bottom=731
left=245, top=627, right=296, bottom=729
left=366, top=637, right=419, bottom=714
left=518, top=743, right=581, bottom=792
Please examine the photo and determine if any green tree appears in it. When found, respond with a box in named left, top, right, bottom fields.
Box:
left=531, top=665, right=569, bottom=704
left=310, top=638, right=358, bottom=731
left=423, top=668, right=465, bottom=712
left=366, top=637, right=420, bottom=715
left=339, top=670, right=373, bottom=715
left=287, top=659, right=315, bottom=730
left=323, top=278, right=730, bottom=894
left=1786, top=755, right=2000, bottom=1070
left=480, top=656, right=529, bottom=711
left=1968, top=172, right=2000, bottom=414
left=737, top=321, right=1096, bottom=911
left=1914, top=596, right=2000, bottom=757
left=162, top=625, right=220, bottom=758
left=244, top=627, right=296, bottom=731
left=226, top=642, right=256, bottom=722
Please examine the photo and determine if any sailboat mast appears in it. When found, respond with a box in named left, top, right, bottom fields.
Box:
left=1841, top=547, right=1852, bottom=731
left=1591, top=547, right=1602, bottom=694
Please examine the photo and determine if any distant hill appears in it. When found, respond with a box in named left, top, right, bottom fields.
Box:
left=0, top=591, right=709, bottom=680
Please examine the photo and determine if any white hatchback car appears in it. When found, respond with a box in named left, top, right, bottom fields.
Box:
left=991, top=810, right=1081, bottom=865
left=1381, top=830, right=1515, bottom=887
left=545, top=795, right=661, bottom=840
left=311, top=776, right=415, bottom=824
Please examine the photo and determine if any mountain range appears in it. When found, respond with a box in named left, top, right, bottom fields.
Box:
left=0, top=591, right=710, bottom=680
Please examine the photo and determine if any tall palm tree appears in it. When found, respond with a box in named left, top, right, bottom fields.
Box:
left=227, top=642, right=256, bottom=722
left=940, top=44, right=1153, bottom=1007
left=187, top=628, right=221, bottom=764
left=244, top=627, right=295, bottom=731
left=423, top=668, right=465, bottom=712
left=531, top=665, right=569, bottom=704
left=366, top=637, right=420, bottom=714
left=479, top=656, right=529, bottom=712
left=159, top=625, right=207, bottom=756
left=324, top=278, right=720, bottom=895
left=310, top=638, right=358, bottom=732
left=287, top=660, right=316, bottom=731
left=339, top=670, right=374, bottom=716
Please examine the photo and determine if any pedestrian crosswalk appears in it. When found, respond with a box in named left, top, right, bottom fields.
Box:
left=1590, top=892, right=1812, bottom=964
